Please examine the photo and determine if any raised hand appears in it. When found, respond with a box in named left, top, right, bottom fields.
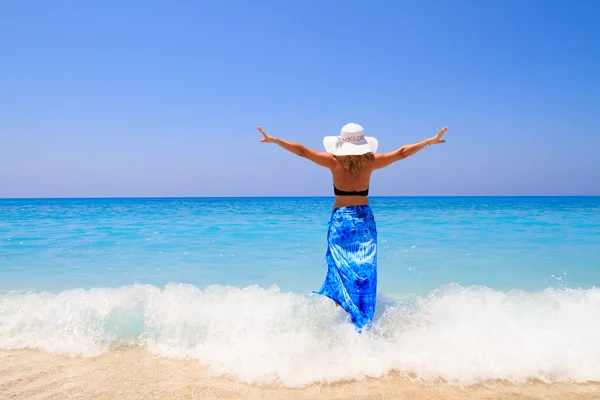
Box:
left=257, top=126, right=276, bottom=143
left=430, top=127, right=448, bottom=145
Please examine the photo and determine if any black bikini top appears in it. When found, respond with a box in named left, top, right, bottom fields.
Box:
left=334, top=185, right=369, bottom=197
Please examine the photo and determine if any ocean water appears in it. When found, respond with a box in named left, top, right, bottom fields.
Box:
left=1, top=197, right=600, bottom=386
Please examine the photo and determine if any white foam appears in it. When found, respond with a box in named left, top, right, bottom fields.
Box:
left=2, top=283, right=600, bottom=387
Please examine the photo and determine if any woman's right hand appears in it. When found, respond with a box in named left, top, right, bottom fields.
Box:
left=429, top=127, right=448, bottom=145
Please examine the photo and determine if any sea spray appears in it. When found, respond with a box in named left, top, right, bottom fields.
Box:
left=2, top=283, right=600, bottom=387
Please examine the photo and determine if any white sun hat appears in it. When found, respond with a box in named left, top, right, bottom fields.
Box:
left=323, top=123, right=379, bottom=156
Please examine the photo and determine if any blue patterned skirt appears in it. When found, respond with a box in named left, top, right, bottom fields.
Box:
left=316, top=204, right=377, bottom=329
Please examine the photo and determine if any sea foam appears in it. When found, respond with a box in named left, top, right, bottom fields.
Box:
left=2, top=283, right=600, bottom=387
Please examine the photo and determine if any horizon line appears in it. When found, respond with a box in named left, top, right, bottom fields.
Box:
left=1, top=195, right=599, bottom=200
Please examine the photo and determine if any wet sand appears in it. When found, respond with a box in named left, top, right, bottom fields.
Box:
left=1, top=349, right=599, bottom=400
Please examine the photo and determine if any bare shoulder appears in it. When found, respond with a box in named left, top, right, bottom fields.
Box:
left=302, top=147, right=337, bottom=169
left=372, top=151, right=399, bottom=170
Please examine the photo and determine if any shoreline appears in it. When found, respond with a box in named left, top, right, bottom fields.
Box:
left=2, top=349, right=599, bottom=400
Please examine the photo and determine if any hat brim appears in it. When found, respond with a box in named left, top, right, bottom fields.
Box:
left=323, top=136, right=379, bottom=156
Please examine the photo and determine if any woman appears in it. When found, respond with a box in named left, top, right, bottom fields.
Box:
left=257, top=123, right=447, bottom=329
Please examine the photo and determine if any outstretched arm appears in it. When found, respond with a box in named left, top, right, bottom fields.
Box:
left=372, top=127, right=447, bottom=169
left=257, top=126, right=335, bottom=169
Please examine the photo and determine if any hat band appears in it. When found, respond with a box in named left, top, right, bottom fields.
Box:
left=338, top=134, right=365, bottom=143
left=335, top=134, right=366, bottom=150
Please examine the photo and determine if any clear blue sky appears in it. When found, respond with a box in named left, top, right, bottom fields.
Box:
left=1, top=0, right=598, bottom=197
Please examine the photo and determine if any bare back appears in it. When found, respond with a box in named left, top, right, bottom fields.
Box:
left=329, top=158, right=374, bottom=209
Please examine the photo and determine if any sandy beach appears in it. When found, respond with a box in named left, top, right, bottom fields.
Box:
left=0, top=349, right=598, bottom=400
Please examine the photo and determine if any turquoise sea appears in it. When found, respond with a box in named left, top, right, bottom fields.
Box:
left=1, top=197, right=600, bottom=386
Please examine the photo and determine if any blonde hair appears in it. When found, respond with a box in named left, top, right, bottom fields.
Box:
left=334, top=152, right=374, bottom=174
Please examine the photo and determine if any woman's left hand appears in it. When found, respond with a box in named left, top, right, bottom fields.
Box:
left=257, top=126, right=276, bottom=143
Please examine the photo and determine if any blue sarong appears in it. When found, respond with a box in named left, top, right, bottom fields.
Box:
left=316, top=204, right=377, bottom=329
